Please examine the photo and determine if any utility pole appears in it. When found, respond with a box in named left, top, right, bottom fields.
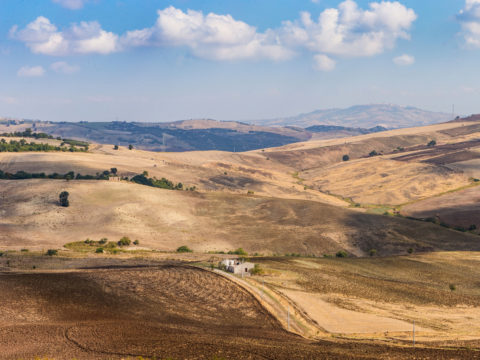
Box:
left=287, top=307, right=290, bottom=331
left=413, top=320, right=415, bottom=347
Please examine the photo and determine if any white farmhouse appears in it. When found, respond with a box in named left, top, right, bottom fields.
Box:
left=220, top=259, right=255, bottom=275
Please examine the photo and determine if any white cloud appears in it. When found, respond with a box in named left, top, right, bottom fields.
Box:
left=50, top=61, right=80, bottom=74
left=313, top=54, right=336, bottom=71
left=393, top=54, right=415, bottom=66
left=10, top=16, right=119, bottom=55
left=122, top=6, right=293, bottom=61
left=17, top=66, right=45, bottom=77
left=280, top=0, right=417, bottom=58
left=0, top=96, right=18, bottom=104
left=458, top=0, right=480, bottom=47
left=12, top=2, right=416, bottom=68
left=52, top=0, right=88, bottom=10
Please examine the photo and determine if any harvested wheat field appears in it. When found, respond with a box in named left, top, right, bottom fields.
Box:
left=0, top=257, right=478, bottom=360
left=249, top=253, right=480, bottom=346
left=2, top=179, right=480, bottom=256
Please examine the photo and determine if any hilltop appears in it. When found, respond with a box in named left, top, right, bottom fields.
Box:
left=253, top=104, right=452, bottom=128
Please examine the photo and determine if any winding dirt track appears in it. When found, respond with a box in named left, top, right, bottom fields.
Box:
left=0, top=264, right=478, bottom=359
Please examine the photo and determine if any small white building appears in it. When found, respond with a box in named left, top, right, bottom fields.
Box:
left=220, top=259, right=255, bottom=275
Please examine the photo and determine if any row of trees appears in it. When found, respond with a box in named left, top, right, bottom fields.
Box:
left=0, top=139, right=87, bottom=153
left=0, top=169, right=113, bottom=180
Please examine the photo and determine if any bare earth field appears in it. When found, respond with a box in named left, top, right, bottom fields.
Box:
left=0, top=257, right=478, bottom=360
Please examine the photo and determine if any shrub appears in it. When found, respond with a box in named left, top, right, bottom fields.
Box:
left=118, top=236, right=131, bottom=246
left=128, top=144, right=133, bottom=150
left=469, top=224, right=477, bottom=231
left=427, top=140, right=437, bottom=147
left=99, top=238, right=108, bottom=245
left=95, top=247, right=104, bottom=254
left=176, top=245, right=193, bottom=253
left=449, top=284, right=456, bottom=291
left=369, top=249, right=377, bottom=257
left=133, top=240, right=139, bottom=245
left=247, top=190, right=254, bottom=195
left=59, top=191, right=69, bottom=207
left=113, top=145, right=119, bottom=150
left=0, top=252, right=4, bottom=257
left=335, top=251, right=348, bottom=258
left=46, top=249, right=58, bottom=256
left=110, top=168, right=117, bottom=175
left=20, top=248, right=29, bottom=252
left=407, top=247, right=414, bottom=254
left=105, top=241, right=117, bottom=249
left=251, top=264, right=264, bottom=275
left=228, top=248, right=247, bottom=256
left=369, top=150, right=379, bottom=157
left=342, top=155, right=350, bottom=161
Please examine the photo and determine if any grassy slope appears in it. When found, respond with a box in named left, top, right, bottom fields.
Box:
left=1, top=179, right=479, bottom=256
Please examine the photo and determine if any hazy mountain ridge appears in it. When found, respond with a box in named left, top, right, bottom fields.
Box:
left=252, top=104, right=453, bottom=129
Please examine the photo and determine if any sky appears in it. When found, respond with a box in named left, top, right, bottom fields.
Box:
left=0, top=0, right=479, bottom=122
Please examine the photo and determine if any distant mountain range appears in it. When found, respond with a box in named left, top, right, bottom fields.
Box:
left=0, top=104, right=456, bottom=152
left=251, top=104, right=453, bottom=129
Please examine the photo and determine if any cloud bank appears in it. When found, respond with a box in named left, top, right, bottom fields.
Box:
left=11, top=1, right=417, bottom=69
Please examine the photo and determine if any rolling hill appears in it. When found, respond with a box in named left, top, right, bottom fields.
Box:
left=253, top=104, right=453, bottom=129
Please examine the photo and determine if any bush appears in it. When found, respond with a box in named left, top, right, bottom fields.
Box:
left=0, top=252, right=4, bottom=257
left=95, top=247, right=104, bottom=254
left=105, top=241, right=117, bottom=249
left=113, top=145, right=119, bottom=150
left=118, top=236, right=131, bottom=246
left=46, top=249, right=58, bottom=256
left=427, top=140, right=437, bottom=147
left=176, top=245, right=193, bottom=253
left=99, top=238, right=108, bottom=245
left=335, top=251, right=348, bottom=258
left=59, top=191, right=69, bottom=207
left=469, top=224, right=477, bottom=231
left=228, top=248, right=247, bottom=256
left=251, top=264, right=264, bottom=275
left=369, top=249, right=377, bottom=257
left=449, top=284, right=456, bottom=291
left=133, top=240, right=139, bottom=245
left=342, top=155, right=350, bottom=161
left=369, top=150, right=379, bottom=157
left=407, top=247, right=414, bottom=254
left=128, top=144, right=133, bottom=150
left=20, top=248, right=29, bottom=252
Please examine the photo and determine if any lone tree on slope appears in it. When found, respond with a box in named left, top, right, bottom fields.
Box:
left=59, top=191, right=69, bottom=207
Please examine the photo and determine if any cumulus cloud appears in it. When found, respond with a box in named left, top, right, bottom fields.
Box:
left=10, top=16, right=119, bottom=55
left=313, top=54, right=336, bottom=71
left=393, top=54, right=415, bottom=66
left=52, top=0, right=88, bottom=10
left=17, top=65, right=45, bottom=77
left=458, top=0, right=480, bottom=47
left=280, top=0, right=417, bottom=57
left=12, top=1, right=417, bottom=68
left=121, top=6, right=293, bottom=61
left=50, top=61, right=80, bottom=74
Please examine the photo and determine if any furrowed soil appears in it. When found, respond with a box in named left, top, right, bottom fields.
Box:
left=0, top=259, right=478, bottom=359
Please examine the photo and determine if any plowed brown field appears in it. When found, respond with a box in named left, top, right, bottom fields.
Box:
left=0, top=261, right=478, bottom=359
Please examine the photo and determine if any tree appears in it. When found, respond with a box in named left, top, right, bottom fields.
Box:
left=59, top=191, right=69, bottom=207
left=110, top=168, right=118, bottom=175
left=128, top=144, right=133, bottom=150
left=118, top=236, right=131, bottom=246
left=427, top=140, right=436, bottom=147
left=46, top=249, right=58, bottom=256
left=336, top=250, right=348, bottom=258
left=342, top=155, right=350, bottom=161
left=113, top=145, right=119, bottom=150
left=176, top=245, right=193, bottom=253
left=369, top=150, right=379, bottom=157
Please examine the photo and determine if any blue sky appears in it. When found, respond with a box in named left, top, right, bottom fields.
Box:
left=0, top=0, right=479, bottom=122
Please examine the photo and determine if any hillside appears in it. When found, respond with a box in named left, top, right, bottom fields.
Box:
left=2, top=179, right=480, bottom=257
left=253, top=104, right=452, bottom=129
